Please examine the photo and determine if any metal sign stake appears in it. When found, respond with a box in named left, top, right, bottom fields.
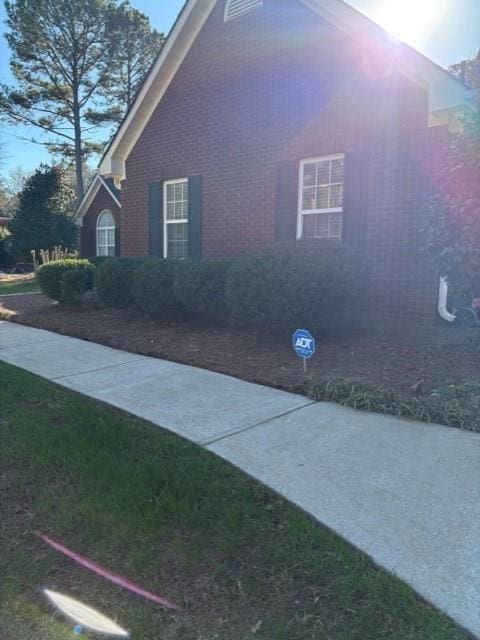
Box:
left=292, top=328, right=315, bottom=377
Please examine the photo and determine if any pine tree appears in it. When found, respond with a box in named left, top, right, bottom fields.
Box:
left=0, top=0, right=117, bottom=202
left=9, top=164, right=77, bottom=257
left=86, top=1, right=164, bottom=126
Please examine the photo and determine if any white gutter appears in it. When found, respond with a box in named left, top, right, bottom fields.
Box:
left=438, top=277, right=456, bottom=322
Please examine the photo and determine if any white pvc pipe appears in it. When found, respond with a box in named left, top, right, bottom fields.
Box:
left=438, top=277, right=456, bottom=322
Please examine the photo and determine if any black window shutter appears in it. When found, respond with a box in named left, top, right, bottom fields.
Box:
left=275, top=160, right=298, bottom=242
left=81, top=227, right=96, bottom=258
left=148, top=182, right=163, bottom=256
left=342, top=147, right=370, bottom=249
left=114, top=226, right=121, bottom=257
left=188, top=175, right=203, bottom=259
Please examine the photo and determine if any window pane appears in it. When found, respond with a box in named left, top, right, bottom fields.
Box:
left=302, top=186, right=316, bottom=210
left=98, top=210, right=115, bottom=228
left=303, top=163, right=316, bottom=186
left=97, top=229, right=106, bottom=245
left=107, top=228, right=115, bottom=245
left=302, top=213, right=342, bottom=240
left=315, top=185, right=329, bottom=209
left=107, top=245, right=116, bottom=257
left=167, top=222, right=188, bottom=259
left=330, top=158, right=344, bottom=183
left=300, top=156, right=344, bottom=213
left=329, top=183, right=344, bottom=208
left=315, top=213, right=329, bottom=237
left=328, top=212, right=343, bottom=238
left=316, top=160, right=330, bottom=186
left=165, top=181, right=188, bottom=221
left=303, top=215, right=316, bottom=237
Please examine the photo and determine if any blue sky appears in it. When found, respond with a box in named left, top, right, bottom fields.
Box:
left=1, top=0, right=479, bottom=173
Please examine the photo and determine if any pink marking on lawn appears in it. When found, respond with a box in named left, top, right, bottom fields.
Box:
left=38, top=532, right=180, bottom=611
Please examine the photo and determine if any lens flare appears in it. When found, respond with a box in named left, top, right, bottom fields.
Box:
left=373, top=0, right=448, bottom=47
left=44, top=589, right=129, bottom=637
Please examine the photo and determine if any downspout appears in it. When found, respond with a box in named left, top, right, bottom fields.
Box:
left=438, top=277, right=456, bottom=322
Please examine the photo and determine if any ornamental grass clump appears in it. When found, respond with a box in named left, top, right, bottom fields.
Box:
left=309, top=376, right=480, bottom=433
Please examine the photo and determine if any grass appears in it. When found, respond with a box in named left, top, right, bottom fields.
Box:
left=0, top=273, right=39, bottom=295
left=310, top=376, right=480, bottom=433
left=0, top=362, right=471, bottom=640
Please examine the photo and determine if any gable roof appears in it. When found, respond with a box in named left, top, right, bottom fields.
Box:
left=75, top=174, right=121, bottom=224
left=98, top=0, right=472, bottom=183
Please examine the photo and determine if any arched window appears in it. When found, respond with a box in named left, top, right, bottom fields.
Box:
left=96, top=210, right=116, bottom=256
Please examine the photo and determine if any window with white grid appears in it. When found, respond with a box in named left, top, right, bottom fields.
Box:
left=297, top=154, right=345, bottom=242
left=163, top=179, right=188, bottom=259
left=96, top=210, right=116, bottom=256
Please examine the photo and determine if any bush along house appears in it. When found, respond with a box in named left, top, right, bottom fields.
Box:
left=76, top=0, right=472, bottom=321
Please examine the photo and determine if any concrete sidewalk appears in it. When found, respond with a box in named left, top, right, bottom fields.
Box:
left=1, top=321, right=479, bottom=637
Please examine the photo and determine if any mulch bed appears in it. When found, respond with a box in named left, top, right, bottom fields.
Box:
left=1, top=292, right=479, bottom=396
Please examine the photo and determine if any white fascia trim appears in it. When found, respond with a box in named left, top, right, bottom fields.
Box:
left=99, top=0, right=472, bottom=185
left=99, top=0, right=217, bottom=182
left=75, top=175, right=121, bottom=225
left=98, top=176, right=122, bottom=209
left=300, top=0, right=472, bottom=119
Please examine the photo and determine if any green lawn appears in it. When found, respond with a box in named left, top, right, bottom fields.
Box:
left=0, top=362, right=470, bottom=640
left=0, top=274, right=39, bottom=295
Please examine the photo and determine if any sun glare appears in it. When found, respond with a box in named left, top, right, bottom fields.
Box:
left=373, top=0, right=448, bottom=47
left=44, top=590, right=129, bottom=637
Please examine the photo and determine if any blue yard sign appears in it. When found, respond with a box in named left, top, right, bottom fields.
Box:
left=292, top=329, right=316, bottom=360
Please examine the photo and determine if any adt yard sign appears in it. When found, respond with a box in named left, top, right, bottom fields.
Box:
left=292, top=329, right=316, bottom=360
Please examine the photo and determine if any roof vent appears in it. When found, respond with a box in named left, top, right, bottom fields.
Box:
left=224, top=0, right=263, bottom=22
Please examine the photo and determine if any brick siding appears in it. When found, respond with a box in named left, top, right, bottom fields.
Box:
left=80, top=186, right=121, bottom=257
left=111, top=0, right=446, bottom=319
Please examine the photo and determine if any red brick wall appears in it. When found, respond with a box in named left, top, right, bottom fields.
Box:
left=120, top=0, right=444, bottom=319
left=80, top=186, right=121, bottom=257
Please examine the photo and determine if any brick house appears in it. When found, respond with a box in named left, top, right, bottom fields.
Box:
left=76, top=0, right=472, bottom=320
left=76, top=175, right=121, bottom=257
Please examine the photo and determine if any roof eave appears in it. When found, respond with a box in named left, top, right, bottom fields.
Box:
left=99, top=0, right=216, bottom=182
left=75, top=175, right=122, bottom=224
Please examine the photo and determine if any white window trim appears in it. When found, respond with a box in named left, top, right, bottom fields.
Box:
left=96, top=209, right=116, bottom=257
left=163, top=178, right=188, bottom=259
left=296, top=153, right=345, bottom=240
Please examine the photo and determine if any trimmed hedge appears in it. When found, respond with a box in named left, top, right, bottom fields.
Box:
left=94, top=257, right=146, bottom=309
left=173, top=259, right=230, bottom=323
left=61, top=264, right=95, bottom=305
left=37, top=259, right=92, bottom=301
left=88, top=256, right=111, bottom=268
left=132, top=259, right=180, bottom=318
left=226, top=239, right=368, bottom=334
left=309, top=376, right=480, bottom=433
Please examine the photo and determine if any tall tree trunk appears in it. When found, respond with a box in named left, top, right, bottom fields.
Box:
left=73, top=93, right=84, bottom=204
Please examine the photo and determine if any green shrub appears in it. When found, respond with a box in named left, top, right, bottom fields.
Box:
left=309, top=376, right=480, bottom=433
left=61, top=263, right=95, bottom=305
left=37, top=259, right=92, bottom=301
left=81, top=289, right=102, bottom=310
left=132, top=259, right=181, bottom=318
left=88, top=256, right=111, bottom=268
left=94, top=257, right=146, bottom=309
left=173, top=260, right=230, bottom=323
left=226, top=239, right=368, bottom=334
